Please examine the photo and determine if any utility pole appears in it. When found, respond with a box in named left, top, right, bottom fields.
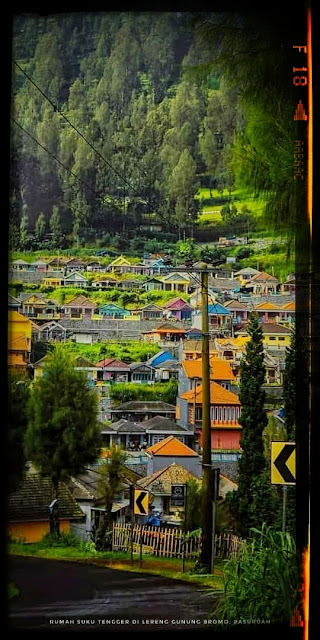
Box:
left=166, top=260, right=225, bottom=573
left=200, top=266, right=213, bottom=572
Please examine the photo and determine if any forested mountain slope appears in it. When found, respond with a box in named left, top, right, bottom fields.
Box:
left=10, top=12, right=241, bottom=245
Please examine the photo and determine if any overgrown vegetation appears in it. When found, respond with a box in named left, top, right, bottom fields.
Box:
left=211, top=525, right=302, bottom=625
left=56, top=340, right=161, bottom=364
left=109, top=379, right=178, bottom=406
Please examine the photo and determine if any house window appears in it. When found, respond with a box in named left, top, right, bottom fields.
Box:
left=278, top=337, right=285, bottom=341
left=269, top=336, right=276, bottom=341
left=152, top=436, right=165, bottom=444
left=195, top=406, right=202, bottom=420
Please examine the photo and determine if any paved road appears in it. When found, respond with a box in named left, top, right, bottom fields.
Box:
left=8, top=556, right=215, bottom=632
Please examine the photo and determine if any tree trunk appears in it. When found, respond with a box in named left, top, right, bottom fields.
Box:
left=51, top=477, right=60, bottom=536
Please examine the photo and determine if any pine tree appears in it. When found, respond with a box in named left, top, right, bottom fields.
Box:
left=25, top=346, right=102, bottom=534
left=49, top=205, right=62, bottom=247
left=228, top=313, right=268, bottom=535
left=19, top=214, right=28, bottom=250
left=35, top=212, right=46, bottom=243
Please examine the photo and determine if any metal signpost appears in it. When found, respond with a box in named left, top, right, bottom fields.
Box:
left=133, top=488, right=149, bottom=567
left=271, top=442, right=296, bottom=532
left=211, top=468, right=220, bottom=573
left=171, top=484, right=187, bottom=572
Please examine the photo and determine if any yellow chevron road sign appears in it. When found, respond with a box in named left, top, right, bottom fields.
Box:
left=271, top=442, right=296, bottom=485
left=134, top=489, right=149, bottom=515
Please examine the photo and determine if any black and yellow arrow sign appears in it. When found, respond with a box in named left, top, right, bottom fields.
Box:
left=134, top=489, right=149, bottom=515
left=271, top=442, right=296, bottom=485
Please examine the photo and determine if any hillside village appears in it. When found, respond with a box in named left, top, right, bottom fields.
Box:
left=8, top=250, right=294, bottom=542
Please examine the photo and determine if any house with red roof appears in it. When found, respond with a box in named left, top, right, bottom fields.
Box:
left=95, top=358, right=131, bottom=383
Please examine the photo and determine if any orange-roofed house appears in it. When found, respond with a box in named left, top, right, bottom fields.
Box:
left=146, top=435, right=201, bottom=477
left=179, top=382, right=242, bottom=452
left=179, top=358, right=235, bottom=395
left=277, top=301, right=295, bottom=326
left=254, top=301, right=283, bottom=324
left=142, top=322, right=187, bottom=344
left=8, top=310, right=32, bottom=369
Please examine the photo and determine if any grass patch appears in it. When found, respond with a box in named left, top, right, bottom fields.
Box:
left=8, top=540, right=223, bottom=589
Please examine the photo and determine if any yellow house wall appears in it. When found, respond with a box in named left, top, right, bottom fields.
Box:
left=263, top=335, right=290, bottom=347
left=8, top=520, right=70, bottom=543
left=8, top=313, right=32, bottom=344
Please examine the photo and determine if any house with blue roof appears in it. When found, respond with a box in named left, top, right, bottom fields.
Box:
left=191, top=302, right=232, bottom=334
left=146, top=350, right=176, bottom=369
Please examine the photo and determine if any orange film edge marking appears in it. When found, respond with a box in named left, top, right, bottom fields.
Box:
left=307, top=6, right=312, bottom=237
left=303, top=540, right=310, bottom=640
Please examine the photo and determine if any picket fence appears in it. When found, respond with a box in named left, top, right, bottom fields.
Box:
left=112, top=523, right=243, bottom=560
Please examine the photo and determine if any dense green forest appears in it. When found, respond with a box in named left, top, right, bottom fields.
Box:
left=10, top=11, right=305, bottom=254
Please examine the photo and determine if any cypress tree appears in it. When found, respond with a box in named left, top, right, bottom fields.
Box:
left=228, top=313, right=268, bottom=535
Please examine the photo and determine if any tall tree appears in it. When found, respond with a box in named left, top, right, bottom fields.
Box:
left=185, top=477, right=202, bottom=532
left=25, top=346, right=102, bottom=534
left=168, top=149, right=200, bottom=235
left=7, top=372, right=31, bottom=494
left=227, top=313, right=268, bottom=535
left=19, top=214, right=29, bottom=250
left=94, top=446, right=128, bottom=550
left=34, top=212, right=46, bottom=242
left=49, top=205, right=62, bottom=247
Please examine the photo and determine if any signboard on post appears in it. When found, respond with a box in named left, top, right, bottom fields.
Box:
left=171, top=484, right=185, bottom=508
left=134, top=489, right=149, bottom=516
left=271, top=442, right=296, bottom=485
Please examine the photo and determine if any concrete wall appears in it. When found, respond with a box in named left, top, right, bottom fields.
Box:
left=60, top=318, right=187, bottom=341
left=9, top=270, right=63, bottom=283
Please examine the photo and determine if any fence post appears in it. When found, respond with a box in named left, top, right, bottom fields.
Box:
left=140, top=524, right=143, bottom=568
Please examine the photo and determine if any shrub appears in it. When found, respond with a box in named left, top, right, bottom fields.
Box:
left=40, top=531, right=80, bottom=548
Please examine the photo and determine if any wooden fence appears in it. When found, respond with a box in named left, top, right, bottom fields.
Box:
left=112, top=523, right=243, bottom=560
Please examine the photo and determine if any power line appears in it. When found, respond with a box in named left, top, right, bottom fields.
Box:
left=12, top=59, right=153, bottom=212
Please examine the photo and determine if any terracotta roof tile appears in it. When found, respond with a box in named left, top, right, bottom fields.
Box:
left=180, top=381, right=240, bottom=405
left=182, top=358, right=235, bottom=381
left=146, top=436, right=199, bottom=457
